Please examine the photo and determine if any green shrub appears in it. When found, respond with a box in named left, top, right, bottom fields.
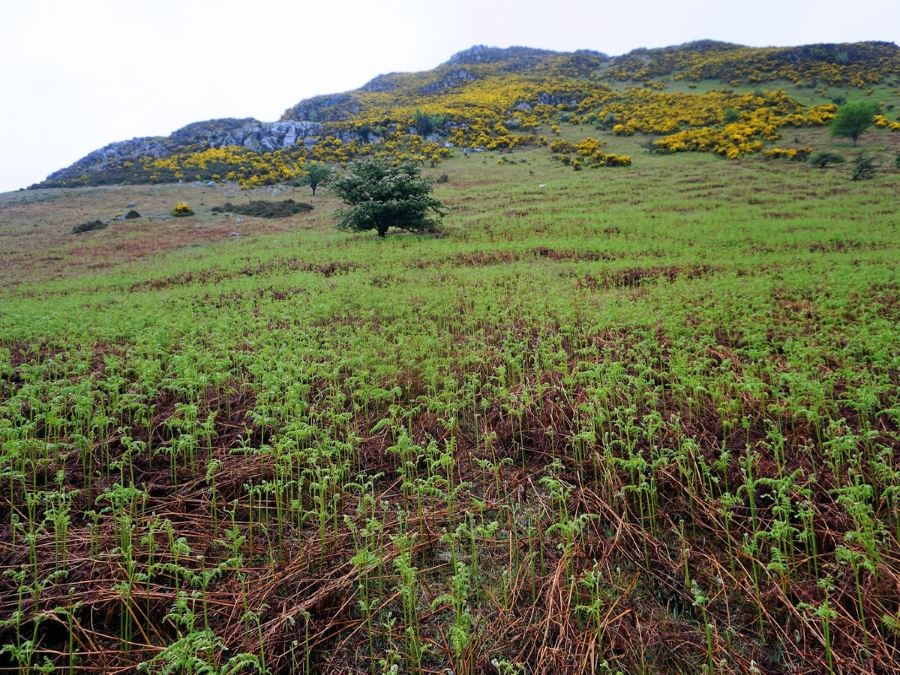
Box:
left=332, top=157, right=445, bottom=237
left=831, top=101, right=878, bottom=145
left=296, top=163, right=333, bottom=196
left=413, top=109, right=443, bottom=136
left=210, top=199, right=313, bottom=218
left=124, top=210, right=141, bottom=219
left=72, top=220, right=107, bottom=234
left=435, top=173, right=450, bottom=184
left=850, top=153, right=877, bottom=181
left=809, top=151, right=845, bottom=168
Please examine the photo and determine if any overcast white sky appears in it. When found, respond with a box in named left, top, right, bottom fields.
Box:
left=1, top=0, right=897, bottom=192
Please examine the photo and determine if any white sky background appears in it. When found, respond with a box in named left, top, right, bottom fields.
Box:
left=1, top=0, right=897, bottom=192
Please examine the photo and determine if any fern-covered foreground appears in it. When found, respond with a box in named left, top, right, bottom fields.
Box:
left=1, top=130, right=899, bottom=673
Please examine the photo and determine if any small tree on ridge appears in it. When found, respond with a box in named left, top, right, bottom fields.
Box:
left=831, top=101, right=878, bottom=146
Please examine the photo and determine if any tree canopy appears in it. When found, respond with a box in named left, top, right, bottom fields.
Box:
left=299, top=162, right=333, bottom=196
left=331, top=158, right=446, bottom=237
left=831, top=101, right=878, bottom=145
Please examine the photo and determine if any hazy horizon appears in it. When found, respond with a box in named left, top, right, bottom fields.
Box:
left=2, top=0, right=898, bottom=192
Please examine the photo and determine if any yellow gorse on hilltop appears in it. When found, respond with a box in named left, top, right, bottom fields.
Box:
left=136, top=81, right=855, bottom=186
left=64, top=42, right=895, bottom=188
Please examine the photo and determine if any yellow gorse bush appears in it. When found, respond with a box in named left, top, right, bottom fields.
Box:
left=873, top=114, right=900, bottom=131
left=172, top=202, right=194, bottom=217
left=763, top=146, right=813, bottom=161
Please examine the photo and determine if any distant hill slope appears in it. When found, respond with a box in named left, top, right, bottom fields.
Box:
left=36, top=41, right=900, bottom=188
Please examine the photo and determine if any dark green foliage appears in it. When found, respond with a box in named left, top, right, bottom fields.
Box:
left=723, top=108, right=740, bottom=123
left=831, top=101, right=878, bottom=145
left=332, top=158, right=446, bottom=237
left=640, top=139, right=661, bottom=154
left=414, top=109, right=434, bottom=135
left=413, top=109, right=443, bottom=136
left=71, top=220, right=107, bottom=234
left=850, top=153, right=877, bottom=180
left=211, top=199, right=313, bottom=218
left=895, top=154, right=900, bottom=169
left=124, top=210, right=141, bottom=219
left=809, top=151, right=845, bottom=168
left=435, top=173, right=450, bottom=184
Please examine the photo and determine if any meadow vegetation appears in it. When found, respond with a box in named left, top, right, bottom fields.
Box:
left=1, top=121, right=898, bottom=672
left=1, top=41, right=899, bottom=674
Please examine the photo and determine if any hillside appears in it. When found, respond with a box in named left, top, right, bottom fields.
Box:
left=1, top=38, right=899, bottom=675
left=36, top=40, right=900, bottom=188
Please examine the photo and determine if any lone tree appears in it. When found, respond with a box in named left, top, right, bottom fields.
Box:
left=299, top=162, right=333, bottom=196
left=831, top=101, right=878, bottom=145
left=332, top=158, right=446, bottom=237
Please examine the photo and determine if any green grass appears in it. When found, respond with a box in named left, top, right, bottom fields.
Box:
left=0, top=136, right=898, bottom=673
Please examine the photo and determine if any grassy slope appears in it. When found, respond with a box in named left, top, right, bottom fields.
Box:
left=0, top=130, right=898, bottom=673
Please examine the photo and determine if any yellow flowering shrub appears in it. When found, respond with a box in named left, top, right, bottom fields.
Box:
left=874, top=114, right=900, bottom=131
left=575, top=137, right=605, bottom=156
left=551, top=136, right=631, bottom=169
left=764, top=146, right=813, bottom=161
left=550, top=139, right=577, bottom=154
left=172, top=202, right=194, bottom=217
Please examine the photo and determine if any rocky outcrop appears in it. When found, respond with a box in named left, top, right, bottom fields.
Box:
left=42, top=137, right=168, bottom=184
left=217, top=120, right=324, bottom=151
left=419, top=68, right=479, bottom=94
left=360, top=72, right=406, bottom=93
left=41, top=118, right=328, bottom=185
left=446, top=45, right=555, bottom=69
left=168, top=118, right=257, bottom=146
left=281, top=92, right=363, bottom=122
